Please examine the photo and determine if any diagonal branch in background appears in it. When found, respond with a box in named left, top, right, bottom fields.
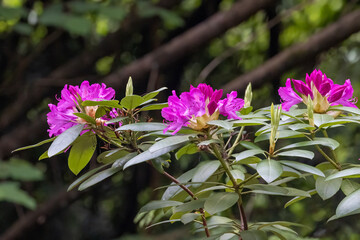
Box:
left=0, top=189, right=82, bottom=240
left=102, top=0, right=277, bottom=88
left=0, top=0, right=182, bottom=133
left=221, top=9, right=360, bottom=94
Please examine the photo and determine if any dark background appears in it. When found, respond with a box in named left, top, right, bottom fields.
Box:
left=1, top=0, right=360, bottom=239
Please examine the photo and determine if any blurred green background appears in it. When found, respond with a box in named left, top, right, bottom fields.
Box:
left=1, top=0, right=360, bottom=239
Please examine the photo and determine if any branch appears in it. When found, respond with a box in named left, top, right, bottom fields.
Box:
left=0, top=189, right=82, bottom=240
left=221, top=9, right=360, bottom=93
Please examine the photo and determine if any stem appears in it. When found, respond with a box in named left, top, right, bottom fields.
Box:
left=239, top=173, right=259, bottom=187
left=321, top=129, right=339, bottom=163
left=211, top=143, right=248, bottom=232
left=315, top=145, right=341, bottom=170
left=162, top=171, right=210, bottom=237
left=227, top=126, right=245, bottom=157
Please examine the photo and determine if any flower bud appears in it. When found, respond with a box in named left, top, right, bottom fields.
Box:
left=126, top=77, right=133, bottom=96
left=307, top=95, right=314, bottom=127
left=244, top=83, right=252, bottom=108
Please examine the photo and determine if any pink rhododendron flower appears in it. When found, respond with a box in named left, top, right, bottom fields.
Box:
left=47, top=81, right=116, bottom=137
left=278, top=69, right=357, bottom=112
left=161, top=84, right=244, bottom=134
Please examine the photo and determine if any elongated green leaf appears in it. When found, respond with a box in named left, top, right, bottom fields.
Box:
left=197, top=139, right=221, bottom=146
left=116, top=122, right=166, bottom=132
left=162, top=168, right=197, bottom=200
left=257, top=159, right=283, bottom=183
left=105, top=116, right=128, bottom=124
left=239, top=141, right=262, bottom=150
left=316, top=175, right=342, bottom=200
left=240, top=230, right=267, bottom=240
left=280, top=161, right=324, bottom=177
left=284, top=190, right=316, bottom=208
left=97, top=149, right=128, bottom=164
left=195, top=186, right=230, bottom=196
left=208, top=120, right=233, bottom=131
left=78, top=167, right=121, bottom=191
left=279, top=137, right=340, bottom=151
left=142, top=87, right=167, bottom=101
left=124, top=143, right=183, bottom=169
left=112, top=152, right=138, bottom=169
left=341, top=179, right=360, bottom=195
left=120, top=95, right=145, bottom=109
left=255, top=130, right=305, bottom=142
left=0, top=158, right=44, bottom=181
left=232, top=119, right=267, bottom=127
left=175, top=143, right=199, bottom=160
left=12, top=138, right=55, bottom=153
left=313, top=114, right=334, bottom=127
left=192, top=161, right=220, bottom=187
left=73, top=112, right=96, bottom=124
left=277, top=150, right=314, bottom=159
left=174, top=199, right=205, bottom=213
left=67, top=164, right=110, bottom=191
left=139, top=102, right=168, bottom=111
left=287, top=123, right=315, bottom=131
left=246, top=184, right=288, bottom=196
left=48, top=124, right=84, bottom=157
left=231, top=169, right=245, bottom=181
left=0, top=182, right=36, bottom=209
left=328, top=105, right=360, bottom=115
left=233, top=149, right=264, bottom=162
left=139, top=200, right=182, bottom=213
left=326, top=167, right=360, bottom=180
left=82, top=100, right=121, bottom=108
left=149, top=134, right=195, bottom=153
left=319, top=119, right=360, bottom=129
left=204, top=192, right=239, bottom=215
left=68, top=132, right=97, bottom=175
left=335, top=188, right=360, bottom=218
left=181, top=213, right=200, bottom=224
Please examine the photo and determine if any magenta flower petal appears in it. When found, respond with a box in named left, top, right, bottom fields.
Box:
left=47, top=81, right=116, bottom=137
left=278, top=79, right=302, bottom=111
left=293, top=79, right=313, bottom=97
left=218, top=91, right=244, bottom=120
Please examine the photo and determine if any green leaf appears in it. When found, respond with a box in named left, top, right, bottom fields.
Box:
left=120, top=95, right=145, bottom=109
left=207, top=120, right=233, bottom=131
left=142, top=87, right=167, bottom=101
left=284, top=190, right=317, bottom=208
left=162, top=168, right=196, bottom=200
left=204, top=192, right=239, bottom=215
left=125, top=76, right=133, bottom=96
left=124, top=143, right=183, bottom=169
left=326, top=167, right=360, bottom=180
left=195, top=186, right=230, bottom=196
left=313, top=114, right=334, bottom=127
left=67, top=164, right=110, bottom=191
left=139, top=200, right=182, bottom=213
left=233, top=149, right=265, bottom=162
left=328, top=105, right=360, bottom=115
left=174, top=199, right=205, bottom=213
left=38, top=151, right=49, bottom=160
left=0, top=182, right=36, bottom=209
left=175, top=143, right=198, bottom=160
left=139, top=102, right=168, bottom=111
left=240, top=230, right=267, bottom=240
left=197, top=139, right=222, bottom=146
left=116, top=122, right=166, bottom=132
left=0, top=158, right=44, bottom=181
left=73, top=112, right=96, bottom=124
left=230, top=169, right=245, bottom=181
left=255, top=130, right=305, bottom=142
left=335, top=188, right=360, bottom=218
left=278, top=137, right=340, bottom=151
left=82, top=100, right=121, bottom=108
left=257, top=159, right=283, bottom=183
left=319, top=119, right=360, bottom=129
left=68, top=132, right=97, bottom=175
left=192, top=161, right=220, bottom=187
left=0, top=6, right=26, bottom=20
left=246, top=184, right=288, bottom=196
left=232, top=119, right=267, bottom=127
left=105, top=116, right=128, bottom=124
left=12, top=138, right=55, bottom=153
left=239, top=141, right=262, bottom=150
left=280, top=161, right=324, bottom=177
left=149, top=135, right=195, bottom=153
left=236, top=156, right=261, bottom=164
left=78, top=167, right=121, bottom=191
left=180, top=213, right=199, bottom=224
left=341, top=179, right=360, bottom=196
left=277, top=150, right=314, bottom=159
left=287, top=123, right=315, bottom=131
left=48, top=124, right=84, bottom=157
left=316, top=175, right=342, bottom=200
left=97, top=149, right=129, bottom=164
left=98, top=6, right=127, bottom=20
left=112, top=152, right=138, bottom=169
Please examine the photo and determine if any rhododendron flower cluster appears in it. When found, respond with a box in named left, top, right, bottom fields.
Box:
left=161, top=84, right=244, bottom=134
left=47, top=81, right=116, bottom=137
left=278, top=69, right=357, bottom=112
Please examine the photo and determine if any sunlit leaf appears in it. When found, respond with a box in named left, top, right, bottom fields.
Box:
left=48, top=124, right=84, bottom=157
left=204, top=192, right=239, bottom=215
left=257, top=159, right=283, bottom=183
